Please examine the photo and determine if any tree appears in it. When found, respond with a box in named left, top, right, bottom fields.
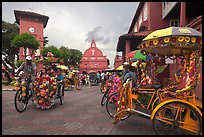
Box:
left=12, top=33, right=40, bottom=57
left=41, top=45, right=63, bottom=59
left=2, top=21, right=19, bottom=75
left=69, top=49, right=83, bottom=66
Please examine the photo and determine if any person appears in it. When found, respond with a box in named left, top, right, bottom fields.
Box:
left=122, top=65, right=136, bottom=85
left=15, top=56, right=37, bottom=91
left=56, top=68, right=65, bottom=96
left=37, top=68, right=48, bottom=77
left=100, top=71, right=106, bottom=90
left=122, top=62, right=129, bottom=78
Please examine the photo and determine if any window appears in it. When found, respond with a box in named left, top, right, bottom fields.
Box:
left=143, top=3, right=148, bottom=21
left=23, top=48, right=29, bottom=56
left=170, top=20, right=180, bottom=27
left=139, top=13, right=142, bottom=27
left=134, top=24, right=138, bottom=32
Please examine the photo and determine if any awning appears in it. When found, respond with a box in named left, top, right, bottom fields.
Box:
left=116, top=30, right=154, bottom=52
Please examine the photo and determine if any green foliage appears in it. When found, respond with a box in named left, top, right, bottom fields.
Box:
left=10, top=80, right=17, bottom=86
left=12, top=33, right=40, bottom=56
left=16, top=60, right=25, bottom=68
left=2, top=21, right=19, bottom=75
left=41, top=45, right=63, bottom=58
left=2, top=81, right=9, bottom=85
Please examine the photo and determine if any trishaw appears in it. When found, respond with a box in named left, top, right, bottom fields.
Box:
left=64, top=70, right=82, bottom=90
left=111, top=27, right=202, bottom=135
left=100, top=69, right=122, bottom=106
left=14, top=74, right=64, bottom=112
left=88, top=71, right=99, bottom=86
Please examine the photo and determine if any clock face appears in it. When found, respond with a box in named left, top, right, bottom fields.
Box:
left=29, top=27, right=35, bottom=33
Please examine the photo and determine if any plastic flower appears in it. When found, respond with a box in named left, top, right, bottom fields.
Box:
left=171, top=37, right=177, bottom=43
left=14, top=82, right=19, bottom=87
left=184, top=36, right=190, bottom=42
left=15, top=87, right=20, bottom=91
left=164, top=37, right=170, bottom=43
left=21, top=93, right=26, bottom=97
left=196, top=38, right=200, bottom=44
left=22, top=87, right=26, bottom=91
left=178, top=36, right=184, bottom=42
left=191, top=37, right=196, bottom=43
left=153, top=39, right=158, bottom=46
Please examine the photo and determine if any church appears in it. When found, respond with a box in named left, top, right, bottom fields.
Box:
left=79, top=39, right=109, bottom=73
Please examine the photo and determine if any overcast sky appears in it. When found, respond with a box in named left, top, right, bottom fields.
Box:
left=2, top=2, right=139, bottom=68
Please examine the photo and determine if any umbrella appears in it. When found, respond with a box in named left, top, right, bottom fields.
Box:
left=138, top=27, right=202, bottom=56
left=132, top=50, right=147, bottom=61
left=131, top=61, right=139, bottom=67
left=116, top=65, right=123, bottom=70
left=57, top=65, right=68, bottom=70
left=126, top=50, right=137, bottom=59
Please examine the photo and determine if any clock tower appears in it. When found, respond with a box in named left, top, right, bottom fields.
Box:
left=14, top=10, right=49, bottom=60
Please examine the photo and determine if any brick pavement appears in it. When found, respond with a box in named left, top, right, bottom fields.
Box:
left=2, top=85, right=155, bottom=135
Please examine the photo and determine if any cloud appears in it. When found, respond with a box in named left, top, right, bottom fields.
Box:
left=85, top=26, right=112, bottom=45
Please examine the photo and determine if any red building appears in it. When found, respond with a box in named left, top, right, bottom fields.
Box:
left=79, top=39, right=109, bottom=73
left=115, top=2, right=202, bottom=99
left=14, top=10, right=49, bottom=70
left=114, top=53, right=123, bottom=69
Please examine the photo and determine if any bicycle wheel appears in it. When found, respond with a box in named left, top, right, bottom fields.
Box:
left=106, top=92, right=131, bottom=120
left=75, top=80, right=82, bottom=90
left=152, top=101, right=202, bottom=135
left=14, top=90, right=28, bottom=112
left=100, top=87, right=110, bottom=106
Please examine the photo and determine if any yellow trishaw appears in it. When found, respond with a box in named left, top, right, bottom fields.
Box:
left=112, top=27, right=202, bottom=135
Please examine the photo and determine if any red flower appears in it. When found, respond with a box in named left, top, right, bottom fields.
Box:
left=196, top=38, right=200, bottom=44
left=171, top=37, right=177, bottom=43
left=158, top=38, right=163, bottom=44
left=149, top=41, right=153, bottom=45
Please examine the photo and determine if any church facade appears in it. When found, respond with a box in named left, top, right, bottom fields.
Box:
left=79, top=39, right=109, bottom=73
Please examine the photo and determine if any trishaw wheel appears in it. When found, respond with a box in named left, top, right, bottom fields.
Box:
left=14, top=90, right=28, bottom=113
left=106, top=92, right=131, bottom=120
left=152, top=102, right=202, bottom=135
left=100, top=88, right=110, bottom=106
left=75, top=81, right=82, bottom=90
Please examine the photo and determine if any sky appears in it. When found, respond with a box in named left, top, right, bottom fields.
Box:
left=2, top=2, right=139, bottom=68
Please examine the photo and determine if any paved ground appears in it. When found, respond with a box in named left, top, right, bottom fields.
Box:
left=2, top=85, right=155, bottom=135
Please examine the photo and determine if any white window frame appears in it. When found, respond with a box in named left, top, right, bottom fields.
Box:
left=138, top=13, right=142, bottom=27
left=143, top=3, right=148, bottom=21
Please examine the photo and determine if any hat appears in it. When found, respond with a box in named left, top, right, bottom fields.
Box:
left=123, top=62, right=128, bottom=65
left=26, top=56, right=32, bottom=61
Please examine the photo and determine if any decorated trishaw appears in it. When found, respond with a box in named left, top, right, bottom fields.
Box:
left=14, top=52, right=65, bottom=112
left=111, top=27, right=202, bottom=135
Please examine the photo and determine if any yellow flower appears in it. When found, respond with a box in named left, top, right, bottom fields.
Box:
left=178, top=36, right=184, bottom=42
left=153, top=39, right=158, bottom=46
left=21, top=81, right=26, bottom=86
left=40, top=85, right=43, bottom=88
left=200, top=39, right=202, bottom=45
left=191, top=37, right=196, bottom=43
left=14, top=82, right=19, bottom=87
left=22, top=87, right=26, bottom=91
left=184, top=36, right=190, bottom=42
left=164, top=37, right=170, bottom=43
